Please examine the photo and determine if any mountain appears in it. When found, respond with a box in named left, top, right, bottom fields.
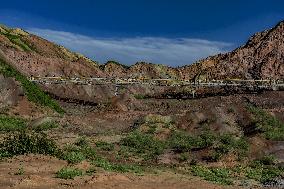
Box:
left=0, top=21, right=283, bottom=81
left=179, top=20, right=284, bottom=81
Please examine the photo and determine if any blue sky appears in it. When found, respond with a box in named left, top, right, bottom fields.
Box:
left=0, top=0, right=283, bottom=66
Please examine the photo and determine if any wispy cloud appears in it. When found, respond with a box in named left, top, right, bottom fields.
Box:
left=27, top=28, right=233, bottom=67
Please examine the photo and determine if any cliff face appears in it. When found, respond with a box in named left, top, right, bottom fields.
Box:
left=179, top=21, right=284, bottom=81
left=0, top=21, right=283, bottom=81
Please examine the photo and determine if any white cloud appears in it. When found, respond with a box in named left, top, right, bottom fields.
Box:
left=27, top=28, right=233, bottom=67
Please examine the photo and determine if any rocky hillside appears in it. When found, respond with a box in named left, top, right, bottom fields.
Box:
left=0, top=20, right=283, bottom=81
left=179, top=20, right=284, bottom=81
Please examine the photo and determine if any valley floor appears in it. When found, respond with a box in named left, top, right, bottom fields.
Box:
left=0, top=91, right=283, bottom=189
left=0, top=155, right=245, bottom=189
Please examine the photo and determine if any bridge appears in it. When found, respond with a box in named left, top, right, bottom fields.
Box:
left=29, top=76, right=284, bottom=89
left=29, top=76, right=284, bottom=98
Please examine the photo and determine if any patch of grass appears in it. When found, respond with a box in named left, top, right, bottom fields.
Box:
left=56, top=167, right=83, bottom=179
left=191, top=165, right=233, bottom=185
left=134, top=94, right=147, bottom=99
left=11, top=37, right=32, bottom=51
left=178, top=152, right=190, bottom=162
left=63, top=151, right=86, bottom=164
left=116, top=146, right=132, bottom=160
left=247, top=105, right=284, bottom=141
left=33, top=121, right=58, bottom=131
left=62, top=143, right=97, bottom=164
left=256, top=155, right=276, bottom=166
left=144, top=114, right=173, bottom=125
left=86, top=166, right=96, bottom=176
left=92, top=156, right=143, bottom=173
left=169, top=131, right=215, bottom=153
left=95, top=141, right=115, bottom=151
left=74, top=137, right=89, bottom=147
left=210, top=135, right=249, bottom=161
left=0, top=114, right=27, bottom=132
left=15, top=165, right=25, bottom=175
left=190, top=161, right=283, bottom=186
left=0, top=59, right=64, bottom=114
left=245, top=159, right=283, bottom=184
left=0, top=131, right=60, bottom=158
left=121, top=131, right=166, bottom=160
left=60, top=138, right=97, bottom=164
left=0, top=32, right=33, bottom=51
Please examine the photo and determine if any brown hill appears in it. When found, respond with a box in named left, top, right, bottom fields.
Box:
left=179, top=20, right=284, bottom=81
left=0, top=20, right=283, bottom=81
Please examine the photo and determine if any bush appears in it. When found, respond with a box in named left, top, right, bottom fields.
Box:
left=210, top=135, right=249, bottom=161
left=33, top=121, right=58, bottom=131
left=121, top=131, right=165, bottom=159
left=15, top=165, right=25, bottom=175
left=93, top=156, right=142, bottom=173
left=62, top=143, right=96, bottom=163
left=86, top=166, right=96, bottom=175
left=247, top=105, right=284, bottom=140
left=191, top=165, right=233, bottom=185
left=169, top=131, right=215, bottom=152
left=0, top=59, right=64, bottom=114
left=134, top=94, right=147, bottom=99
left=95, top=141, right=115, bottom=151
left=56, top=167, right=83, bottom=179
left=144, top=114, right=173, bottom=125
left=74, top=137, right=89, bottom=147
left=63, top=151, right=86, bottom=164
left=245, top=166, right=283, bottom=184
left=0, top=131, right=60, bottom=158
left=0, top=114, right=27, bottom=132
left=257, top=155, right=276, bottom=166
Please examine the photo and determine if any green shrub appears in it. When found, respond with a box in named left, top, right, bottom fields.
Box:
left=0, top=131, right=60, bottom=158
left=15, top=165, right=25, bottom=175
left=33, top=121, right=58, bottom=131
left=63, top=151, right=86, bottom=164
left=56, top=167, right=83, bottom=179
left=244, top=155, right=283, bottom=183
left=210, top=135, right=249, bottom=161
left=247, top=105, right=284, bottom=140
left=144, top=114, right=173, bottom=125
left=178, top=152, right=189, bottom=162
left=169, top=131, right=215, bottom=152
left=93, top=156, right=142, bottom=173
left=191, top=165, right=233, bottom=185
left=86, top=167, right=96, bottom=175
left=255, top=155, right=276, bottom=166
left=81, top=146, right=97, bottom=160
left=95, top=141, right=115, bottom=151
left=245, top=166, right=283, bottom=184
left=92, top=156, right=113, bottom=171
left=0, top=115, right=27, bottom=132
left=134, top=94, right=147, bottom=99
left=62, top=143, right=96, bottom=163
left=0, top=59, right=64, bottom=114
left=121, top=131, right=165, bottom=159
left=74, top=137, right=89, bottom=147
